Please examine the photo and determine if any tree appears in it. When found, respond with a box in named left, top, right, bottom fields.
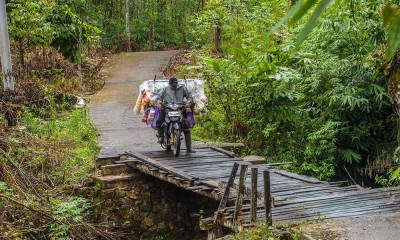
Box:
left=126, top=0, right=131, bottom=52
left=7, top=0, right=55, bottom=70
left=274, top=0, right=400, bottom=60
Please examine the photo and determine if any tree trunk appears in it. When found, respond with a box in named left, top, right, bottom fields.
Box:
left=213, top=22, right=222, bottom=52
left=149, top=22, right=155, bottom=50
left=78, top=15, right=83, bottom=85
left=125, top=0, right=131, bottom=52
left=17, top=39, right=24, bottom=76
left=388, top=69, right=400, bottom=144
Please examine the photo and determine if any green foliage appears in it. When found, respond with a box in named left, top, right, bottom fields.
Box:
left=49, top=0, right=101, bottom=61
left=0, top=182, right=13, bottom=197
left=7, top=0, right=55, bottom=46
left=277, top=0, right=400, bottom=60
left=20, top=107, right=98, bottom=184
left=7, top=0, right=101, bottom=61
left=49, top=197, right=90, bottom=239
left=98, top=0, right=198, bottom=51
left=234, top=225, right=279, bottom=240
left=188, top=0, right=283, bottom=49
left=187, top=0, right=397, bottom=180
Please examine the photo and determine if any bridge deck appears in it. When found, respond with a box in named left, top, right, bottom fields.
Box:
left=110, top=147, right=400, bottom=230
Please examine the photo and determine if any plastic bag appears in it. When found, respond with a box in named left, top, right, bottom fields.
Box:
left=185, top=111, right=195, bottom=128
left=150, top=107, right=159, bottom=130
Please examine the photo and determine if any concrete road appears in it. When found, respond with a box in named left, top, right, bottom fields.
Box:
left=89, top=51, right=181, bottom=158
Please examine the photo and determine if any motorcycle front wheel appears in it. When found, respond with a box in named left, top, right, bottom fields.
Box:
left=171, top=128, right=181, bottom=157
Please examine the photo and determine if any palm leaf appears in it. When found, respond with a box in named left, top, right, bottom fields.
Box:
left=382, top=3, right=397, bottom=27
left=386, top=13, right=400, bottom=60
left=269, top=0, right=304, bottom=34
left=295, top=0, right=334, bottom=47
left=291, top=0, right=318, bottom=25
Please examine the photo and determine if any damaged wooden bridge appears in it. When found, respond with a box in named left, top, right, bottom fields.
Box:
left=98, top=146, right=400, bottom=238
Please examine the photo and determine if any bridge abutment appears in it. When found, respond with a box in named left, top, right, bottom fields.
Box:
left=78, top=162, right=218, bottom=239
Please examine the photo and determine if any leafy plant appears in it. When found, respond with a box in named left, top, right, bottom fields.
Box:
left=183, top=0, right=398, bottom=181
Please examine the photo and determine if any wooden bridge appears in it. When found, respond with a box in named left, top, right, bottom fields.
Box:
left=97, top=146, right=400, bottom=238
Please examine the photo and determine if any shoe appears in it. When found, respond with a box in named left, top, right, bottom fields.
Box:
left=187, top=148, right=196, bottom=153
left=184, top=132, right=196, bottom=153
left=157, top=128, right=164, bottom=144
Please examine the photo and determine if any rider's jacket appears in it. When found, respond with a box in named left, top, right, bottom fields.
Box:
left=158, top=85, right=192, bottom=105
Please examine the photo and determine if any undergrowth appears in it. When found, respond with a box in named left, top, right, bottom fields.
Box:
left=19, top=107, right=98, bottom=185
left=0, top=104, right=106, bottom=239
left=0, top=42, right=109, bottom=238
left=233, top=223, right=303, bottom=240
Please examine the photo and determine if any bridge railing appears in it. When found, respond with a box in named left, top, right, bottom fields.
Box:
left=206, top=162, right=273, bottom=239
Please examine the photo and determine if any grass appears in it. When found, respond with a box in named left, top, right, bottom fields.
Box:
left=12, top=106, right=99, bottom=185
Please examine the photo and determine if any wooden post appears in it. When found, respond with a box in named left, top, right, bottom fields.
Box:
left=216, top=162, right=239, bottom=213
left=232, top=164, right=248, bottom=225
left=211, top=162, right=239, bottom=239
left=250, top=167, right=258, bottom=224
left=263, top=170, right=272, bottom=226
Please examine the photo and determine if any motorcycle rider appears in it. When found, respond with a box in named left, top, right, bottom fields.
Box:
left=156, top=77, right=196, bottom=153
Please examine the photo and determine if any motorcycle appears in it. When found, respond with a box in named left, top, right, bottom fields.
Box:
left=161, top=102, right=185, bottom=157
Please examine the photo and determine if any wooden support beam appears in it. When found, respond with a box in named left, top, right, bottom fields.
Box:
left=216, top=162, right=239, bottom=212
left=273, top=169, right=321, bottom=184
left=263, top=170, right=272, bottom=226
left=126, top=151, right=198, bottom=184
left=250, top=167, right=258, bottom=224
left=210, top=146, right=235, bottom=158
left=233, top=164, right=248, bottom=226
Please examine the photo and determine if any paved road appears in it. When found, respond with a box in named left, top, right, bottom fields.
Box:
left=303, top=212, right=400, bottom=240
left=89, top=51, right=181, bottom=157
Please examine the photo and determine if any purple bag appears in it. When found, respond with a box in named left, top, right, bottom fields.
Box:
left=150, top=107, right=159, bottom=130
left=186, top=111, right=195, bottom=128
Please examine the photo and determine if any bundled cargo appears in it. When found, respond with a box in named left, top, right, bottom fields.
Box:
left=134, top=79, right=207, bottom=114
left=134, top=79, right=207, bottom=129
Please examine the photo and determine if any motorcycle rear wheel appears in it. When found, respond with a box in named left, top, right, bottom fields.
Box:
left=172, top=128, right=181, bottom=157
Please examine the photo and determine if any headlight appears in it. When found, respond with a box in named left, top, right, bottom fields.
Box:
left=168, top=111, right=181, bottom=117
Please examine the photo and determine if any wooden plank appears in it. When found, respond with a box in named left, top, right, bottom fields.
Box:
left=274, top=189, right=395, bottom=208
left=157, top=159, right=242, bottom=169
left=210, top=146, right=236, bottom=158
left=273, top=169, right=321, bottom=184
left=126, top=151, right=198, bottom=183
left=113, top=159, right=141, bottom=164
left=273, top=195, right=395, bottom=212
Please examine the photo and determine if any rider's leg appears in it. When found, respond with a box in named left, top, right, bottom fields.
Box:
left=156, top=109, right=166, bottom=143
left=184, top=129, right=196, bottom=153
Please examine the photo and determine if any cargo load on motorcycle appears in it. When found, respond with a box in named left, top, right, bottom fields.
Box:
left=133, top=78, right=207, bottom=157
left=134, top=79, right=207, bottom=127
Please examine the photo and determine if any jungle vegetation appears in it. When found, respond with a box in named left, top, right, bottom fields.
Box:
left=1, top=0, right=400, bottom=238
